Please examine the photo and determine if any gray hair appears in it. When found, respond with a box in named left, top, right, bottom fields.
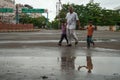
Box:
left=68, top=5, right=74, bottom=9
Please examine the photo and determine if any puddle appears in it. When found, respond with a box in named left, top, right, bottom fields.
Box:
left=0, top=47, right=120, bottom=80
left=76, top=57, right=120, bottom=75
left=0, top=47, right=120, bottom=57
left=0, top=56, right=120, bottom=79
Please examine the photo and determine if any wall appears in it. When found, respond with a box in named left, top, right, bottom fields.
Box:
left=97, top=26, right=116, bottom=31
left=0, top=23, right=34, bottom=32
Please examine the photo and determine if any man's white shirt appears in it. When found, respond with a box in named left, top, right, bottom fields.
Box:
left=66, top=12, right=79, bottom=29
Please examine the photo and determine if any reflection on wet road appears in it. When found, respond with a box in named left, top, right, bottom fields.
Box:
left=0, top=47, right=120, bottom=57
left=0, top=47, right=120, bottom=80
left=78, top=56, right=93, bottom=73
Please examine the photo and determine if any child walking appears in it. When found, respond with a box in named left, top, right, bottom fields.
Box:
left=86, top=21, right=95, bottom=48
left=58, top=20, right=68, bottom=46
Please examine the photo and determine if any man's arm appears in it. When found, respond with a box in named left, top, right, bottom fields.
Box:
left=77, top=20, right=80, bottom=29
left=75, top=13, right=81, bottom=29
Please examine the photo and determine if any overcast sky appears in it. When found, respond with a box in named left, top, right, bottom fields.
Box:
left=15, top=0, right=120, bottom=21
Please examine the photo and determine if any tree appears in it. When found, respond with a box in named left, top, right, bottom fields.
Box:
left=51, top=19, right=59, bottom=29
left=55, top=3, right=120, bottom=29
left=19, top=14, right=47, bottom=28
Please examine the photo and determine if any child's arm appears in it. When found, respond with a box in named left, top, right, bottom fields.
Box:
left=92, top=26, right=95, bottom=31
left=84, top=26, right=88, bottom=30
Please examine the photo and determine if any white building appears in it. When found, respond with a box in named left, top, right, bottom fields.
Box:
left=0, top=0, right=15, bottom=23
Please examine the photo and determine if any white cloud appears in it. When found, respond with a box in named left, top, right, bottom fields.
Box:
left=95, top=0, right=120, bottom=9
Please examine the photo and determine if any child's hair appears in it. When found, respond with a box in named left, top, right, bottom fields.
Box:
left=90, top=24, right=92, bottom=26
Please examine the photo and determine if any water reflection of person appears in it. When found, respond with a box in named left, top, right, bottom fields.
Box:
left=78, top=50, right=93, bottom=73
left=61, top=56, right=76, bottom=70
left=60, top=47, right=76, bottom=71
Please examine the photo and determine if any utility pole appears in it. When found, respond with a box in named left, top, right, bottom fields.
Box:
left=46, top=9, right=48, bottom=29
left=56, top=0, right=62, bottom=29
left=16, top=4, right=19, bottom=24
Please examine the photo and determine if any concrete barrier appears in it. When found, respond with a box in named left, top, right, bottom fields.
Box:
left=96, top=26, right=116, bottom=31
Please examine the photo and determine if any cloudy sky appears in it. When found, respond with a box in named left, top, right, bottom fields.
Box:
left=15, top=0, right=120, bottom=21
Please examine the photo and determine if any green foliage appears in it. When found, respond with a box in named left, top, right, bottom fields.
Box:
left=55, top=2, right=120, bottom=28
left=51, top=19, right=59, bottom=29
left=19, top=14, right=47, bottom=28
left=47, top=22, right=52, bottom=29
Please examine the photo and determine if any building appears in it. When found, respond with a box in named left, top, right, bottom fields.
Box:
left=0, top=0, right=15, bottom=23
left=29, top=13, right=42, bottom=18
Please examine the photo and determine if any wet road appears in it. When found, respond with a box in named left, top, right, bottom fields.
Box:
left=0, top=30, right=120, bottom=80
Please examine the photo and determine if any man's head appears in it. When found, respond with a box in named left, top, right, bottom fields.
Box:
left=68, top=6, right=74, bottom=13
